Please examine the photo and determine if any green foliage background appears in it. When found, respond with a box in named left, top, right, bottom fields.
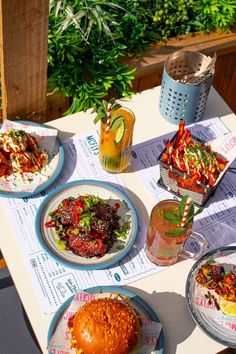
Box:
left=48, top=0, right=236, bottom=114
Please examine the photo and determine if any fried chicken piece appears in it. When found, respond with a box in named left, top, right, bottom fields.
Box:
left=68, top=233, right=108, bottom=258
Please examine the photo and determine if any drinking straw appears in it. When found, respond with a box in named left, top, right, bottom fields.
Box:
left=105, top=103, right=112, bottom=134
left=180, top=197, right=192, bottom=227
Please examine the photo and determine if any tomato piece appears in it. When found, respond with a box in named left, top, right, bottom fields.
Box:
left=114, top=202, right=120, bottom=211
left=75, top=199, right=84, bottom=208
left=45, top=219, right=56, bottom=228
left=73, top=207, right=81, bottom=223
left=223, top=274, right=235, bottom=285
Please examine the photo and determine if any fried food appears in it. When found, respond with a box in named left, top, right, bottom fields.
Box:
left=0, top=129, right=48, bottom=176
left=161, top=121, right=228, bottom=189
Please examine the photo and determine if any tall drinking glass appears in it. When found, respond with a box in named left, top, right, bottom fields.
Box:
left=99, top=107, right=135, bottom=173
left=145, top=199, right=207, bottom=266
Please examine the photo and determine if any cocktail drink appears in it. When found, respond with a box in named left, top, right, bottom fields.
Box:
left=145, top=198, right=206, bottom=266
left=99, top=107, right=135, bottom=173
left=145, top=200, right=190, bottom=266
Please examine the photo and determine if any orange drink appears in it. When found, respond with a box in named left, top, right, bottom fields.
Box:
left=99, top=107, right=135, bottom=173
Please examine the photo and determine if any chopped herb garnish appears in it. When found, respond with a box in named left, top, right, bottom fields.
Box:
left=9, top=129, right=27, bottom=140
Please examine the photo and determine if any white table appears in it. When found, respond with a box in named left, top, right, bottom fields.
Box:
left=0, top=86, right=235, bottom=354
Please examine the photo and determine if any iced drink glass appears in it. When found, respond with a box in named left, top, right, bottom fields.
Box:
left=99, top=107, right=135, bottom=173
left=145, top=199, right=207, bottom=266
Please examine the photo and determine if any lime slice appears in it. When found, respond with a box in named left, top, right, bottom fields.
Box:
left=115, top=120, right=125, bottom=143
left=219, top=298, right=236, bottom=316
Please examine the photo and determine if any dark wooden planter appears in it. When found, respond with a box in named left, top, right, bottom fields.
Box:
left=46, top=91, right=71, bottom=121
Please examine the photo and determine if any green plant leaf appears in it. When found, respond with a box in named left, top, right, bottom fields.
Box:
left=111, top=103, right=121, bottom=112
left=165, top=227, right=186, bottom=237
left=206, top=258, right=216, bottom=264
left=186, top=203, right=195, bottom=224
left=102, top=100, right=108, bottom=111
left=189, top=20, right=205, bottom=28
left=93, top=112, right=105, bottom=124
left=47, top=0, right=235, bottom=117
left=179, top=195, right=189, bottom=218
left=185, top=206, right=204, bottom=225
left=163, top=213, right=182, bottom=224
left=194, top=206, right=204, bottom=216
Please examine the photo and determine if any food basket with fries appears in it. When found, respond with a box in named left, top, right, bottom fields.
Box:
left=157, top=121, right=229, bottom=206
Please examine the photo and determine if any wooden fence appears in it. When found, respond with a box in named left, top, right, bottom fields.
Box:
left=0, top=0, right=49, bottom=122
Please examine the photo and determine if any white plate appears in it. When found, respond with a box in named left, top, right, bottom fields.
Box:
left=35, top=180, right=139, bottom=270
left=47, top=286, right=164, bottom=354
left=186, top=246, right=236, bottom=348
left=0, top=120, right=64, bottom=198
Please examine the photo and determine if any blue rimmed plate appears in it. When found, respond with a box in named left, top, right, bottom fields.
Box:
left=35, top=180, right=139, bottom=270
left=186, top=246, right=236, bottom=349
left=47, top=286, right=164, bottom=354
left=0, top=120, right=64, bottom=198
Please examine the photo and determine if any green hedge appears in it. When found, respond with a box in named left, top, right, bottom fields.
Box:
left=48, top=0, right=236, bottom=114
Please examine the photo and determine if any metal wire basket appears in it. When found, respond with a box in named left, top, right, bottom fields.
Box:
left=157, top=134, right=227, bottom=207
left=159, top=51, right=214, bottom=125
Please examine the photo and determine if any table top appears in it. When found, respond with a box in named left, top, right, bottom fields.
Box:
left=0, top=85, right=235, bottom=354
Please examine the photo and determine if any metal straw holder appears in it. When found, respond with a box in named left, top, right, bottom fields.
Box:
left=159, top=51, right=214, bottom=125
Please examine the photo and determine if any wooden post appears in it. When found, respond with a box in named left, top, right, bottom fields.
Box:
left=0, top=0, right=49, bottom=122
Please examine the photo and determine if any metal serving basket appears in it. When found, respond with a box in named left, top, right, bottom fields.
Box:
left=157, top=134, right=226, bottom=207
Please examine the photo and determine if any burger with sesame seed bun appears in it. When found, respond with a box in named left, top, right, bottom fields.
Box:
left=68, top=297, right=141, bottom=354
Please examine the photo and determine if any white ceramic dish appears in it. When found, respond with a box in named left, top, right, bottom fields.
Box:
left=47, top=286, right=164, bottom=354
left=186, top=246, right=236, bottom=349
left=0, top=120, right=64, bottom=198
left=35, top=180, right=139, bottom=270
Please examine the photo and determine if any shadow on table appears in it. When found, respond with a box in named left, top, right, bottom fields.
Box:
left=125, top=285, right=196, bottom=354
left=126, top=185, right=150, bottom=226
left=205, top=89, right=233, bottom=120
left=46, top=125, right=76, bottom=140
left=216, top=348, right=236, bottom=354
left=0, top=267, right=41, bottom=354
left=193, top=204, right=236, bottom=252
left=30, top=136, right=78, bottom=201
